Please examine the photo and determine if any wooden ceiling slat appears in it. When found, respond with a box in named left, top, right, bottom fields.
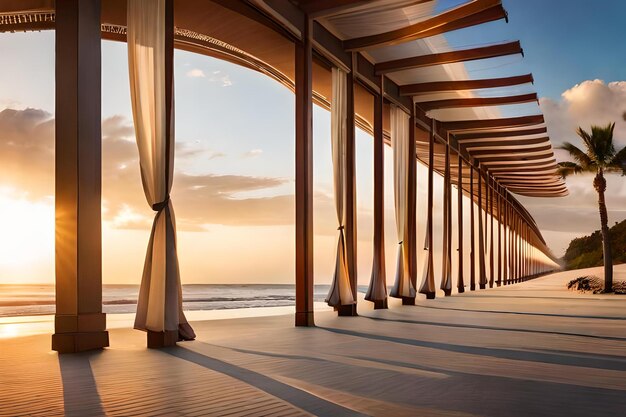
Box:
left=344, top=0, right=505, bottom=51
left=461, top=137, right=550, bottom=149
left=469, top=144, right=552, bottom=157
left=455, top=126, right=547, bottom=140
left=417, top=93, right=537, bottom=111
left=375, top=41, right=522, bottom=74
left=441, top=114, right=543, bottom=131
left=400, top=74, right=533, bottom=95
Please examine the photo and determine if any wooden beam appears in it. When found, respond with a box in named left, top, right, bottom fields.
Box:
left=417, top=93, right=537, bottom=111
left=344, top=0, right=506, bottom=51
left=456, top=127, right=547, bottom=140
left=407, top=107, right=418, bottom=298
left=477, top=168, right=487, bottom=289
left=52, top=0, right=108, bottom=353
left=375, top=41, right=522, bottom=75
left=400, top=74, right=533, bottom=96
left=441, top=114, right=544, bottom=131
left=461, top=137, right=550, bottom=149
left=366, top=74, right=388, bottom=310
left=295, top=18, right=314, bottom=327
left=469, top=144, right=553, bottom=157
left=457, top=156, right=465, bottom=293
left=469, top=167, right=476, bottom=290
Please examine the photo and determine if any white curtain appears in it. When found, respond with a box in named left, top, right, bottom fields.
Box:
left=389, top=106, right=416, bottom=299
left=128, top=0, right=194, bottom=340
left=326, top=68, right=355, bottom=307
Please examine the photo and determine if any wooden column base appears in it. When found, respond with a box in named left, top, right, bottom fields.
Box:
left=479, top=284, right=486, bottom=289
left=147, top=330, right=178, bottom=349
left=424, top=292, right=436, bottom=300
left=373, top=299, right=388, bottom=309
left=52, top=313, right=109, bottom=353
left=337, top=304, right=358, bottom=316
left=295, top=311, right=315, bottom=327
left=470, top=285, right=476, bottom=291
left=443, top=289, right=452, bottom=296
left=496, top=281, right=502, bottom=287
left=401, top=297, right=415, bottom=306
left=52, top=331, right=109, bottom=353
left=458, top=286, right=465, bottom=294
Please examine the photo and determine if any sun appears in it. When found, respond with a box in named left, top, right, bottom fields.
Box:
left=0, top=187, right=54, bottom=283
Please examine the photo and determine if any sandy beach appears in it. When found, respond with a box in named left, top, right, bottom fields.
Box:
left=1, top=266, right=626, bottom=416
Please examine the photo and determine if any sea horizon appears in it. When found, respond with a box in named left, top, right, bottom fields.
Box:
left=0, top=283, right=370, bottom=318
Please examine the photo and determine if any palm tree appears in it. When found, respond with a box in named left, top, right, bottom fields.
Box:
left=557, top=123, right=626, bottom=292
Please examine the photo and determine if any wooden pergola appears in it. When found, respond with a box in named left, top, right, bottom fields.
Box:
left=0, top=0, right=563, bottom=352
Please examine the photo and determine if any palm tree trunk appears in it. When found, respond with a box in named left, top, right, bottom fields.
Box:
left=595, top=171, right=613, bottom=292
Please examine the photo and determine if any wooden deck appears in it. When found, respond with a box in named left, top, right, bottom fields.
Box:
left=2, top=266, right=626, bottom=416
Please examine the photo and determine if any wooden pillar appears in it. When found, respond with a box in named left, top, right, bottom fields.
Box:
left=477, top=168, right=487, bottom=289
left=510, top=204, right=516, bottom=284
left=295, top=17, right=314, bottom=326
left=441, top=141, right=452, bottom=296
left=497, top=186, right=502, bottom=286
left=469, top=167, right=476, bottom=291
left=405, top=106, right=418, bottom=305
left=419, top=118, right=436, bottom=299
left=339, top=53, right=358, bottom=316
left=503, top=191, right=508, bottom=285
left=457, top=156, right=465, bottom=293
left=368, top=75, right=387, bottom=309
left=52, top=0, right=109, bottom=353
left=489, top=176, right=495, bottom=288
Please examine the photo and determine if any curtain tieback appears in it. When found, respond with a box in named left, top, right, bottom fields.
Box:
left=398, top=241, right=403, bottom=245
left=337, top=225, right=344, bottom=231
left=152, top=197, right=170, bottom=212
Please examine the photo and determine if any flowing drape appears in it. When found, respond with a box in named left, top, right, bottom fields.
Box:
left=389, top=106, right=416, bottom=299
left=326, top=68, right=355, bottom=307
left=128, top=0, right=194, bottom=340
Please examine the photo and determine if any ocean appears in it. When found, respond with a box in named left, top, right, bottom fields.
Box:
left=0, top=284, right=361, bottom=318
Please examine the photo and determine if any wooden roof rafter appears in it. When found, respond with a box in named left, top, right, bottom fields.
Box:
left=375, top=41, right=522, bottom=74
left=343, top=0, right=507, bottom=51
left=417, top=92, right=538, bottom=111
left=455, top=126, right=547, bottom=140
left=441, top=114, right=543, bottom=131
left=400, top=74, right=533, bottom=95
left=460, top=137, right=550, bottom=149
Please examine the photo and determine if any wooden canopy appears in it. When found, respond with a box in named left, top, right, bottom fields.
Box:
left=0, top=0, right=565, bottom=251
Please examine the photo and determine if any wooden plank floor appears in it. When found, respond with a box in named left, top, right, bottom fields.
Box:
left=1, top=266, right=626, bottom=416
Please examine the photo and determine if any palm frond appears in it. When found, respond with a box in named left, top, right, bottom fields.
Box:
left=590, top=123, right=616, bottom=165
left=575, top=126, right=595, bottom=157
left=556, top=161, right=583, bottom=179
left=558, top=142, right=594, bottom=170
left=609, top=143, right=626, bottom=175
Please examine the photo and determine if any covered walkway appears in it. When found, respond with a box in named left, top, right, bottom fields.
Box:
left=2, top=266, right=626, bottom=416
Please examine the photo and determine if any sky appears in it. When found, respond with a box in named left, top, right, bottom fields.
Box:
left=0, top=1, right=625, bottom=285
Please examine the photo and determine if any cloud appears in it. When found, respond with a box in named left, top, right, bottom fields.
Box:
left=541, top=79, right=626, bottom=155
left=521, top=80, right=626, bottom=256
left=243, top=149, right=263, bottom=158
left=0, top=108, right=296, bottom=231
left=186, top=68, right=205, bottom=78
left=208, top=70, right=232, bottom=87
left=185, top=68, right=232, bottom=86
